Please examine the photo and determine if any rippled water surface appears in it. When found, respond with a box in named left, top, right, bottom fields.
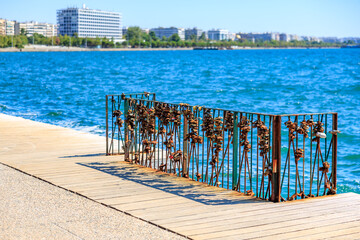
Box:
left=0, top=49, right=359, bottom=193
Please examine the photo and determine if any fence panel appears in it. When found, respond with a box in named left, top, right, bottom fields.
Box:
left=106, top=93, right=338, bottom=202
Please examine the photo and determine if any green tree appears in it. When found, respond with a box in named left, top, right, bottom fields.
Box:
left=149, top=31, right=158, bottom=41
left=199, top=32, right=206, bottom=41
left=190, top=34, right=197, bottom=41
left=126, top=26, right=142, bottom=41
left=169, top=34, right=180, bottom=42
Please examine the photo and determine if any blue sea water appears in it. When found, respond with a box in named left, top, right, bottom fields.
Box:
left=0, top=49, right=359, bottom=193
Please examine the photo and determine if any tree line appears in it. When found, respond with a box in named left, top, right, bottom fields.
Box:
left=0, top=27, right=343, bottom=49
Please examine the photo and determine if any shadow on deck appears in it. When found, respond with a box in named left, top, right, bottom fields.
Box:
left=76, top=160, right=263, bottom=206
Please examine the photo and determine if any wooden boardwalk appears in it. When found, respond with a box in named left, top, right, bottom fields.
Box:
left=1, top=113, right=359, bottom=239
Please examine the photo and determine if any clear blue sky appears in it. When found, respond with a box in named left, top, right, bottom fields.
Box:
left=1, top=0, right=359, bottom=37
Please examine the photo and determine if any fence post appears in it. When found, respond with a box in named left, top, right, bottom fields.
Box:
left=332, top=113, right=338, bottom=192
left=232, top=112, right=239, bottom=189
left=124, top=98, right=129, bottom=159
left=106, top=95, right=109, bottom=155
left=271, top=115, right=282, bottom=202
left=183, top=115, right=189, bottom=177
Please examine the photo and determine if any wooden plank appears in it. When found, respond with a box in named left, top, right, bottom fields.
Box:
left=109, top=197, right=192, bottom=211
left=292, top=222, right=360, bottom=240
left=258, top=221, right=360, bottom=240
left=127, top=201, right=207, bottom=217
left=172, top=202, right=359, bottom=236
left=92, top=190, right=173, bottom=201
left=95, top=191, right=180, bottom=203
left=196, top=211, right=360, bottom=240
left=153, top=194, right=355, bottom=225
left=330, top=231, right=360, bottom=240
left=164, top=195, right=359, bottom=230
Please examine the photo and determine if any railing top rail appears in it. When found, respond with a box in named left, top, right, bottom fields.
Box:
left=106, top=92, right=156, bottom=98
left=279, top=112, right=337, bottom=117
left=124, top=97, right=277, bottom=117
left=122, top=96, right=337, bottom=117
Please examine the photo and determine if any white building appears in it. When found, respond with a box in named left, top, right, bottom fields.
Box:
left=5, top=20, right=15, bottom=36
left=207, top=29, right=229, bottom=41
left=15, top=21, right=57, bottom=37
left=57, top=5, right=122, bottom=42
left=150, top=27, right=185, bottom=40
left=289, top=34, right=299, bottom=41
left=228, top=32, right=236, bottom=41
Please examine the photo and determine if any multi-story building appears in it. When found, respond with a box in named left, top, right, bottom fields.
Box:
left=150, top=27, right=185, bottom=40
left=5, top=20, right=15, bottom=36
left=0, top=19, right=17, bottom=36
left=15, top=21, right=57, bottom=37
left=289, top=34, right=299, bottom=41
left=341, top=37, right=360, bottom=43
left=185, top=28, right=206, bottom=40
left=228, top=32, right=236, bottom=41
left=238, top=32, right=278, bottom=42
left=279, top=33, right=289, bottom=42
left=301, top=36, right=320, bottom=42
left=57, top=4, right=122, bottom=41
left=319, top=37, right=339, bottom=43
left=0, top=19, right=6, bottom=36
left=207, top=29, right=229, bottom=41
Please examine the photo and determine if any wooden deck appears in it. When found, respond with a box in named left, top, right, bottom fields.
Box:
left=1, top=113, right=359, bottom=239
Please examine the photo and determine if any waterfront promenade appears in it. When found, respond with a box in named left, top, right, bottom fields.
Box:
left=1, top=113, right=359, bottom=239
left=0, top=45, right=341, bottom=52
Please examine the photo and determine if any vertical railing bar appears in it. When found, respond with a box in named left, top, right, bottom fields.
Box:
left=111, top=96, right=114, bottom=155
left=325, top=114, right=328, bottom=160
left=250, top=114, right=254, bottom=194
left=197, top=109, right=201, bottom=182
left=303, top=115, right=306, bottom=197
left=117, top=96, right=120, bottom=154
left=271, top=115, right=281, bottom=202
left=287, top=116, right=290, bottom=200
left=239, top=112, right=242, bottom=192
left=256, top=115, right=259, bottom=197
left=232, top=112, right=239, bottom=190
left=106, top=95, right=109, bottom=155
left=222, top=111, right=225, bottom=188
left=268, top=115, right=272, bottom=199
left=248, top=113, right=252, bottom=192
left=317, top=114, right=320, bottom=197
left=309, top=115, right=313, bottom=196
left=295, top=115, right=298, bottom=200
left=332, top=113, right=338, bottom=193
left=183, top=112, right=188, bottom=177
left=202, top=108, right=205, bottom=183
left=123, top=98, right=129, bottom=160
left=263, top=115, right=266, bottom=200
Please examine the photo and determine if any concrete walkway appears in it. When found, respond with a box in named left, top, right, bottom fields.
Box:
left=0, top=163, right=185, bottom=240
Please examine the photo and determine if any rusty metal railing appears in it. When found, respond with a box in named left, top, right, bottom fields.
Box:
left=106, top=93, right=338, bottom=202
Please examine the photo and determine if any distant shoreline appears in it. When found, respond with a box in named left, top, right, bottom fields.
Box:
left=0, top=45, right=342, bottom=52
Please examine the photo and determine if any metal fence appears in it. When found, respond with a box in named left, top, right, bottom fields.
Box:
left=106, top=93, right=338, bottom=202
